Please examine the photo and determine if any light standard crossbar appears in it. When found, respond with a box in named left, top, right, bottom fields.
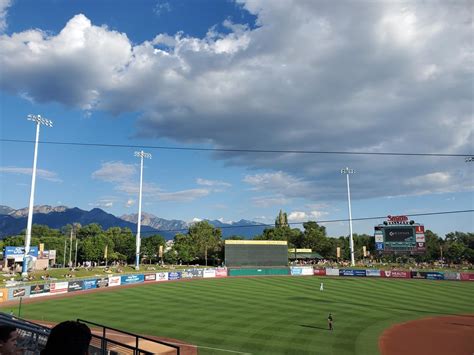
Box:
left=341, top=167, right=356, bottom=266
left=22, top=114, right=53, bottom=277
left=134, top=150, right=152, bottom=270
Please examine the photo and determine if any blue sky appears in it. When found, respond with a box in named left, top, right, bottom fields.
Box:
left=0, top=0, right=473, bottom=238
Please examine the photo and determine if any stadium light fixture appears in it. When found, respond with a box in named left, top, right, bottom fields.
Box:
left=22, top=114, right=53, bottom=277
left=341, top=167, right=356, bottom=266
left=134, top=150, right=152, bottom=270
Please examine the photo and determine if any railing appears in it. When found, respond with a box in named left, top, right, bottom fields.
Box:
left=78, top=318, right=181, bottom=355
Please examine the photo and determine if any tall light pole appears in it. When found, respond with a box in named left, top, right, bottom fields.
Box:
left=134, top=150, right=152, bottom=270
left=341, top=167, right=355, bottom=266
left=22, top=114, right=53, bottom=277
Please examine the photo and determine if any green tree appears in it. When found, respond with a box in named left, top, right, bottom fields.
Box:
left=275, top=210, right=289, bottom=228
left=172, top=233, right=196, bottom=264
left=142, top=234, right=166, bottom=264
left=189, top=221, right=222, bottom=266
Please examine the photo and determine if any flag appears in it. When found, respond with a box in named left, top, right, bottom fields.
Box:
left=159, top=245, right=163, bottom=258
left=336, top=247, right=341, bottom=258
left=363, top=246, right=367, bottom=257
left=104, top=245, right=108, bottom=259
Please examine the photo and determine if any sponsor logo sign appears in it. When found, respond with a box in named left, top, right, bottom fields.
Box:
left=144, top=273, right=157, bottom=282
left=416, top=234, right=425, bottom=243
left=108, top=276, right=121, bottom=287
left=68, top=281, right=84, bottom=292
left=215, top=268, right=227, bottom=277
left=83, top=279, right=97, bottom=290
left=383, top=270, right=410, bottom=278
left=203, top=269, right=216, bottom=278
left=325, top=268, right=339, bottom=276
left=411, top=271, right=443, bottom=280
left=96, top=278, right=109, bottom=288
left=12, top=288, right=27, bottom=298
left=415, top=225, right=425, bottom=233
left=182, top=269, right=204, bottom=279
left=443, top=272, right=460, bottom=280
left=290, top=267, right=303, bottom=276
left=366, top=269, right=381, bottom=277
left=50, top=282, right=68, bottom=294
left=375, top=234, right=384, bottom=243
left=376, top=242, right=384, bottom=250
left=168, top=272, right=181, bottom=280
left=0, top=289, right=7, bottom=302
left=460, top=273, right=474, bottom=281
left=30, top=283, right=51, bottom=297
left=156, top=272, right=169, bottom=281
left=301, top=267, right=313, bottom=276
left=4, top=246, right=39, bottom=262
left=313, top=268, right=326, bottom=276
left=121, top=274, right=145, bottom=285
left=339, top=269, right=366, bottom=277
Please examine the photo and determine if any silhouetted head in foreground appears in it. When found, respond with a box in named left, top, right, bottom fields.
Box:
left=41, top=321, right=92, bottom=355
left=0, top=325, right=18, bottom=355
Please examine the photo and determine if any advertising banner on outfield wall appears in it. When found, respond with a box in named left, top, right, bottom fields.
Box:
left=411, top=271, right=444, bottom=280
left=382, top=270, right=411, bottom=278
left=168, top=272, right=181, bottom=280
left=0, top=289, right=7, bottom=302
left=301, top=267, right=314, bottom=275
left=30, top=283, right=51, bottom=297
left=290, top=267, right=303, bottom=276
left=313, top=268, right=326, bottom=276
left=460, top=273, right=474, bottom=281
left=339, top=269, right=366, bottom=277
left=83, top=279, right=97, bottom=290
left=144, top=274, right=157, bottom=282
left=443, top=272, right=460, bottom=280
left=121, top=274, right=145, bottom=285
left=156, top=272, right=169, bottom=281
left=50, top=282, right=68, bottom=294
left=203, top=269, right=216, bottom=278
left=215, top=268, right=227, bottom=277
left=366, top=270, right=381, bottom=277
left=96, top=278, right=109, bottom=288
left=108, top=276, right=121, bottom=287
left=68, top=281, right=84, bottom=292
left=325, top=268, right=339, bottom=276
left=8, top=287, right=29, bottom=299
left=182, top=269, right=204, bottom=279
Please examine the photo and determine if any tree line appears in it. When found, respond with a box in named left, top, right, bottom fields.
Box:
left=1, top=218, right=473, bottom=266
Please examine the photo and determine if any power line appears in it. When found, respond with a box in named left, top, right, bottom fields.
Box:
left=137, top=209, right=474, bottom=235
left=6, top=209, right=472, bottom=238
left=1, top=138, right=472, bottom=157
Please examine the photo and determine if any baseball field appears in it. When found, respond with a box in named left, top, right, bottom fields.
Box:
left=2, top=276, right=473, bottom=354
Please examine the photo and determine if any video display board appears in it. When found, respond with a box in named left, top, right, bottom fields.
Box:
left=225, top=240, right=288, bottom=267
left=384, top=227, right=415, bottom=243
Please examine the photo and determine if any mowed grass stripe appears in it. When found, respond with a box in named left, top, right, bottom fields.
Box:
left=4, top=277, right=473, bottom=355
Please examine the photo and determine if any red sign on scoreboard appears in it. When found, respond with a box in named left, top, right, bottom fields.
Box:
left=416, top=225, right=425, bottom=233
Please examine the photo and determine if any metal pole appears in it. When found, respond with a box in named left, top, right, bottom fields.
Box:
left=346, top=173, right=355, bottom=266
left=69, top=227, right=73, bottom=267
left=22, top=122, right=40, bottom=277
left=135, top=154, right=144, bottom=270
left=74, top=238, right=78, bottom=268
left=63, top=239, right=67, bottom=268
left=18, top=297, right=22, bottom=318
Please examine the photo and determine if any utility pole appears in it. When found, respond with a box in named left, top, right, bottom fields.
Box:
left=74, top=238, right=78, bottom=268
left=341, top=167, right=356, bottom=266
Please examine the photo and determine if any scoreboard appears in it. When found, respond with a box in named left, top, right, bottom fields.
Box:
left=374, top=215, right=426, bottom=254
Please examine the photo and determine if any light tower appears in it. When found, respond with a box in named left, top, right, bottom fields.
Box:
left=134, top=150, right=152, bottom=270
left=341, top=167, right=356, bottom=266
left=22, top=114, right=53, bottom=277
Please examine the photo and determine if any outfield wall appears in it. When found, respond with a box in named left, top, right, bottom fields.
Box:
left=1, top=266, right=473, bottom=303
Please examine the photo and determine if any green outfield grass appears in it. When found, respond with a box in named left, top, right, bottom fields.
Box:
left=2, top=277, right=473, bottom=355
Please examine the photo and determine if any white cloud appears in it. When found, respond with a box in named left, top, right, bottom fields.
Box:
left=196, top=178, right=231, bottom=187
left=251, top=196, right=290, bottom=208
left=0, top=166, right=62, bottom=182
left=0, top=0, right=11, bottom=32
left=156, top=188, right=210, bottom=202
left=287, top=210, right=329, bottom=222
left=154, top=1, right=171, bottom=16
left=126, top=199, right=135, bottom=207
left=89, top=199, right=114, bottom=208
left=91, top=162, right=136, bottom=183
left=1, top=2, right=472, bottom=201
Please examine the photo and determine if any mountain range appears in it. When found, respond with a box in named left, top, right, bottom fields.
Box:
left=0, top=205, right=267, bottom=240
